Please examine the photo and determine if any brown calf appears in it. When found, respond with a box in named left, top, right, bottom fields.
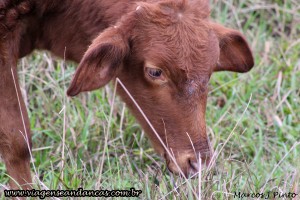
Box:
left=0, top=0, right=254, bottom=189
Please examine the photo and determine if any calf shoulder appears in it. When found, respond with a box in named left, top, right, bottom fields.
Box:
left=1, top=0, right=134, bottom=62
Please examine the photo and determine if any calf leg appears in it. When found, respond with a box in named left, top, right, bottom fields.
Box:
left=0, top=33, right=32, bottom=190
left=0, top=59, right=32, bottom=190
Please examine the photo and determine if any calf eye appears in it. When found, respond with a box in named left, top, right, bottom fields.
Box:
left=146, top=67, right=162, bottom=78
left=144, top=63, right=167, bottom=85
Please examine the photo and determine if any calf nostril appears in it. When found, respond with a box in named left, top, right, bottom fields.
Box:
left=188, top=159, right=201, bottom=172
left=165, top=154, right=211, bottom=177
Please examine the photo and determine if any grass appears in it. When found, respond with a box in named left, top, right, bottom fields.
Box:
left=1, top=0, right=300, bottom=199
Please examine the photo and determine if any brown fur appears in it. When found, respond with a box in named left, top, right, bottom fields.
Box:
left=0, top=0, right=254, bottom=189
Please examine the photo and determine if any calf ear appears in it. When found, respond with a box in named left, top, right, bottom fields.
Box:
left=67, top=28, right=129, bottom=96
left=211, top=23, right=254, bottom=73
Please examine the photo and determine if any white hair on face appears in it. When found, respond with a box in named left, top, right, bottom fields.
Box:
left=178, top=13, right=183, bottom=19
left=136, top=5, right=141, bottom=11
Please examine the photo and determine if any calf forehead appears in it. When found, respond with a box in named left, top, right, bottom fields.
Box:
left=133, top=1, right=219, bottom=76
left=137, top=23, right=218, bottom=78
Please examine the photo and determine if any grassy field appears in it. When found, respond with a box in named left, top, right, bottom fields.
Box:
left=1, top=0, right=300, bottom=199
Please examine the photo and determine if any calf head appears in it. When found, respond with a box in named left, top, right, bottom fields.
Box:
left=67, top=0, right=254, bottom=177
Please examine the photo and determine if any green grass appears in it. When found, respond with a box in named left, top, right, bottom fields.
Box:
left=1, top=0, right=300, bottom=199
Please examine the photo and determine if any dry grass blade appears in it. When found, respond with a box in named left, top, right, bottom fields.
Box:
left=260, top=141, right=300, bottom=193
left=207, top=94, right=252, bottom=172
